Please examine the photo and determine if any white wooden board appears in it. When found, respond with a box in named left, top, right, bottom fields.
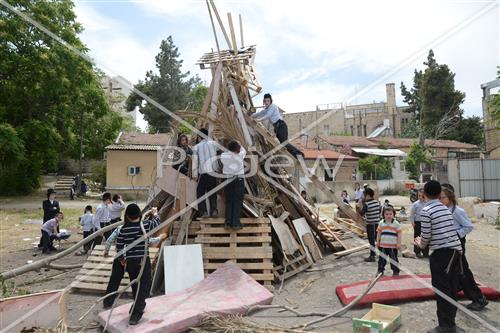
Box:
left=163, top=244, right=204, bottom=293
left=292, top=218, right=316, bottom=263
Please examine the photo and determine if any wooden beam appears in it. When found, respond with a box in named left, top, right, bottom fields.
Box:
left=208, top=0, right=232, bottom=49
left=205, top=0, right=220, bottom=54
left=208, top=63, right=222, bottom=135
left=229, top=82, right=253, bottom=146
left=239, top=14, right=244, bottom=47
left=226, top=12, right=238, bottom=54
left=333, top=244, right=369, bottom=258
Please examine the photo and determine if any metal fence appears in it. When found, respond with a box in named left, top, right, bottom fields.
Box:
left=448, top=159, right=500, bottom=201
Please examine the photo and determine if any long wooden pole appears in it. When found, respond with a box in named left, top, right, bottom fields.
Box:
left=208, top=0, right=232, bottom=49
left=205, top=0, right=220, bottom=54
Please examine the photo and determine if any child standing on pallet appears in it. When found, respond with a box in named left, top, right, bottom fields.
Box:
left=376, top=206, right=402, bottom=276
left=220, top=140, right=246, bottom=229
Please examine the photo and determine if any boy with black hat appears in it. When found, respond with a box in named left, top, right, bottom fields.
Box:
left=114, top=204, right=161, bottom=325
left=38, top=188, right=60, bottom=248
left=251, top=93, right=304, bottom=158
left=415, top=180, right=463, bottom=333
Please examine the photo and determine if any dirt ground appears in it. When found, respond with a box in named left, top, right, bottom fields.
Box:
left=0, top=195, right=498, bottom=332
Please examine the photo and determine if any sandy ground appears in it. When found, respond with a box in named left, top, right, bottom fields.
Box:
left=0, top=196, right=499, bottom=332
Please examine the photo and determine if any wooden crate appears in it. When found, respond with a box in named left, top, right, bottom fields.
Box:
left=195, top=218, right=273, bottom=289
left=70, top=245, right=159, bottom=294
left=353, top=303, right=401, bottom=333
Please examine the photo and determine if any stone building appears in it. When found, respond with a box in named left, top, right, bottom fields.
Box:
left=481, top=79, right=500, bottom=158
left=283, top=83, right=413, bottom=138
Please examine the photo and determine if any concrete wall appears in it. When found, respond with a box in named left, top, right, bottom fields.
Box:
left=106, top=149, right=159, bottom=191
left=284, top=108, right=345, bottom=137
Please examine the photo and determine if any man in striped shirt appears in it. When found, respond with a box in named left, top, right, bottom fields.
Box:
left=113, top=204, right=161, bottom=325
left=415, top=180, right=463, bottom=333
left=193, top=128, right=219, bottom=218
left=359, top=188, right=381, bottom=262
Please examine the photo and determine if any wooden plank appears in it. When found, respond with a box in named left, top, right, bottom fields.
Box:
left=78, top=269, right=127, bottom=278
left=229, top=83, right=253, bottom=146
left=208, top=63, right=223, bottom=135
left=333, top=244, right=370, bottom=257
left=208, top=0, right=232, bottom=49
left=71, top=282, right=131, bottom=292
left=205, top=0, right=220, bottom=55
left=197, top=226, right=270, bottom=234
left=203, top=247, right=272, bottom=259
left=239, top=14, right=244, bottom=47
left=196, top=236, right=271, bottom=243
left=74, top=275, right=129, bottom=284
left=318, top=220, right=348, bottom=250
left=203, top=262, right=272, bottom=270
left=198, top=218, right=268, bottom=224
left=226, top=12, right=238, bottom=53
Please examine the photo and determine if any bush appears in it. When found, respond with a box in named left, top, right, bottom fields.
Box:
left=382, top=188, right=409, bottom=196
left=91, top=161, right=106, bottom=190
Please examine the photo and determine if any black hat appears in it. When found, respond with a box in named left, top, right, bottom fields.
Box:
left=125, top=203, right=142, bottom=220
left=47, top=188, right=56, bottom=197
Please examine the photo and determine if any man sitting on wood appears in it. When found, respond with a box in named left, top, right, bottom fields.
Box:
left=251, top=93, right=304, bottom=159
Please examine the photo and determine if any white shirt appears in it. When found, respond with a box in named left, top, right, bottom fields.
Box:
left=109, top=200, right=125, bottom=220
left=80, top=212, right=95, bottom=232
left=221, top=147, right=246, bottom=176
left=92, top=203, right=110, bottom=228
left=193, top=139, right=218, bottom=175
left=251, top=103, right=282, bottom=124
left=42, top=218, right=59, bottom=236
left=354, top=189, right=364, bottom=200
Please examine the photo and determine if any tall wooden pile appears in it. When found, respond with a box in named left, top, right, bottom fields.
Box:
left=145, top=0, right=366, bottom=287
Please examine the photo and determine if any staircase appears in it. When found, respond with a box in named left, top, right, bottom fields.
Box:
left=54, top=176, right=74, bottom=192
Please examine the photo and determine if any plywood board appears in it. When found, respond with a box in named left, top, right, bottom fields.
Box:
left=157, top=166, right=198, bottom=209
left=292, top=218, right=321, bottom=263
left=164, top=244, right=204, bottom=294
left=268, top=213, right=301, bottom=256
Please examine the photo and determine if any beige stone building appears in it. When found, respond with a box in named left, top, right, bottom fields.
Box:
left=481, top=79, right=500, bottom=158
left=105, top=132, right=172, bottom=196
left=283, top=83, right=413, bottom=138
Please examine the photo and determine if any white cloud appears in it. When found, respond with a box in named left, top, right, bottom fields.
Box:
left=75, top=0, right=498, bottom=120
left=75, top=3, right=156, bottom=84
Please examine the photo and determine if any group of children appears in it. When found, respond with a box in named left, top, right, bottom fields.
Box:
left=359, top=180, right=488, bottom=333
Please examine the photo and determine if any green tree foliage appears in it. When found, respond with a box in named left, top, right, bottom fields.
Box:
left=404, top=142, right=432, bottom=180
left=0, top=0, right=124, bottom=194
left=452, top=116, right=483, bottom=147
left=401, top=50, right=467, bottom=141
left=126, top=36, right=202, bottom=133
left=358, top=155, right=392, bottom=180
left=489, top=69, right=500, bottom=126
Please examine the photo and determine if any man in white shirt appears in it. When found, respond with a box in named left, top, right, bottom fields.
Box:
left=221, top=141, right=246, bottom=228
left=251, top=93, right=303, bottom=158
left=193, top=128, right=219, bottom=217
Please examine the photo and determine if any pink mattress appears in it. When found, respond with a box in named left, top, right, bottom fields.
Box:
left=98, top=261, right=273, bottom=332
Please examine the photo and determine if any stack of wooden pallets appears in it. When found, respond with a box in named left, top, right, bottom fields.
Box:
left=70, top=245, right=159, bottom=294
left=195, top=218, right=273, bottom=289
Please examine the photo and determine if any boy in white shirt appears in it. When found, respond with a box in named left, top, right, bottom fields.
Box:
left=41, top=212, right=64, bottom=254
left=79, top=205, right=95, bottom=255
left=220, top=141, right=246, bottom=229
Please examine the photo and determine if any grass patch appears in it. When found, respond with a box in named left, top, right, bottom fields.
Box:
left=1, top=208, right=83, bottom=229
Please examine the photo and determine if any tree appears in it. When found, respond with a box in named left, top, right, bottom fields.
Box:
left=126, top=36, right=201, bottom=133
left=404, top=142, right=432, bottom=181
left=450, top=116, right=483, bottom=147
left=0, top=0, right=125, bottom=194
left=401, top=50, right=465, bottom=142
left=489, top=69, right=500, bottom=126
left=358, top=155, right=392, bottom=180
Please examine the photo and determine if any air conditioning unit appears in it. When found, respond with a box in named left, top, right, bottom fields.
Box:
left=128, top=166, right=141, bottom=175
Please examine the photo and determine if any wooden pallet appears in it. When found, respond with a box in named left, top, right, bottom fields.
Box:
left=171, top=220, right=201, bottom=245
left=70, top=245, right=159, bottom=294
left=195, top=218, right=273, bottom=289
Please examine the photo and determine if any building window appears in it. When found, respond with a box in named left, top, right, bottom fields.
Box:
left=350, top=125, right=354, bottom=135
left=363, top=125, right=367, bottom=136
left=324, top=168, right=334, bottom=181
left=128, top=166, right=141, bottom=175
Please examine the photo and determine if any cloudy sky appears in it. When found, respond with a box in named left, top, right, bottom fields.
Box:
left=74, top=0, right=499, bottom=130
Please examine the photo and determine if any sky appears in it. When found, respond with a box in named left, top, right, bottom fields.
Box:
left=73, top=0, right=499, bottom=131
